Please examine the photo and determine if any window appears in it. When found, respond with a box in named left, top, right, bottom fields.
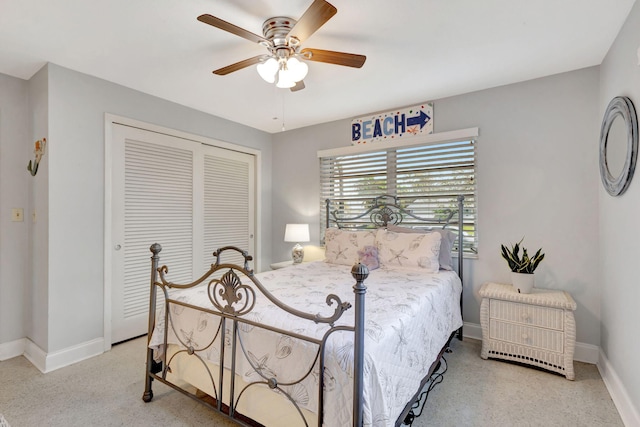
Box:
left=319, top=134, right=477, bottom=254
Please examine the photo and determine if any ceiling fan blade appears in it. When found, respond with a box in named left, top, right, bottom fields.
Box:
left=288, top=0, right=337, bottom=43
left=290, top=80, right=305, bottom=92
left=198, top=14, right=267, bottom=45
left=213, top=55, right=265, bottom=75
left=301, top=48, right=366, bottom=68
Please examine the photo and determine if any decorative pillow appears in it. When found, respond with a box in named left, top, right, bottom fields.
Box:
left=324, top=228, right=376, bottom=266
left=375, top=228, right=441, bottom=273
left=385, top=224, right=457, bottom=271
left=357, top=245, right=379, bottom=270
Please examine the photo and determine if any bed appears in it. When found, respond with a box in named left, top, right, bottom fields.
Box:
left=143, top=194, right=466, bottom=426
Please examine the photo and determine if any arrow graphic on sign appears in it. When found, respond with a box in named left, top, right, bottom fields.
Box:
left=406, top=110, right=431, bottom=129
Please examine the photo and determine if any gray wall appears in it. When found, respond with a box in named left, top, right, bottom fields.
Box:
left=28, top=66, right=50, bottom=351
left=0, top=63, right=274, bottom=354
left=42, top=64, right=273, bottom=352
left=0, top=73, right=29, bottom=345
left=599, top=0, right=640, bottom=415
left=272, top=67, right=601, bottom=347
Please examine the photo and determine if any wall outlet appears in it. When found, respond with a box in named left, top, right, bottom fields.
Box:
left=11, top=208, right=24, bottom=222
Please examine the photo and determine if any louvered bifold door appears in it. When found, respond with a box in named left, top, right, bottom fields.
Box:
left=111, top=125, right=197, bottom=344
left=202, top=146, right=255, bottom=273
left=111, top=125, right=257, bottom=344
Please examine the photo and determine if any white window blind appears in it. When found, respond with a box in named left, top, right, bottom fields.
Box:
left=319, top=139, right=477, bottom=254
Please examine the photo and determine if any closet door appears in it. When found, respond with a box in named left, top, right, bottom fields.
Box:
left=110, top=124, right=255, bottom=344
left=202, top=145, right=255, bottom=271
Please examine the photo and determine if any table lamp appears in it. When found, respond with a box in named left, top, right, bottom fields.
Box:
left=284, top=223, right=310, bottom=263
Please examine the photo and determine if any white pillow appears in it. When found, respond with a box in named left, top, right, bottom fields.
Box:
left=385, top=224, right=457, bottom=271
left=375, top=228, right=441, bottom=273
left=324, top=228, right=377, bottom=266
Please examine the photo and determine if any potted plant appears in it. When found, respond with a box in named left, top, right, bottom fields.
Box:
left=500, top=238, right=545, bottom=293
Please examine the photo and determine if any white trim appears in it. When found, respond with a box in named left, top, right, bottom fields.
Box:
left=23, top=339, right=47, bottom=372
left=317, top=127, right=479, bottom=157
left=104, top=117, right=114, bottom=352
left=43, top=338, right=105, bottom=373
left=103, top=113, right=262, bottom=350
left=463, top=321, right=599, bottom=363
left=462, top=321, right=483, bottom=341
left=0, top=338, right=26, bottom=361
left=598, top=349, right=640, bottom=427
left=574, top=341, right=599, bottom=364
left=23, top=338, right=104, bottom=373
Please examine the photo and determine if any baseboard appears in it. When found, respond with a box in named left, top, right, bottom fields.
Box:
left=462, top=321, right=482, bottom=341
left=23, top=339, right=48, bottom=372
left=23, top=337, right=105, bottom=373
left=462, top=321, right=599, bottom=363
left=598, top=350, right=640, bottom=427
left=574, top=341, right=599, bottom=364
left=0, top=338, right=27, bottom=361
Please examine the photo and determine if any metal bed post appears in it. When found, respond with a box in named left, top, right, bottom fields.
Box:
left=351, top=263, right=369, bottom=427
left=143, top=243, right=162, bottom=402
left=457, top=195, right=464, bottom=340
left=325, top=198, right=330, bottom=230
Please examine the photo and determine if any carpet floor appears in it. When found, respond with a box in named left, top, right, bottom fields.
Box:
left=0, top=337, right=623, bottom=426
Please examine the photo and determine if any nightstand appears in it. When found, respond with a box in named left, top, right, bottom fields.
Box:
left=479, top=282, right=577, bottom=380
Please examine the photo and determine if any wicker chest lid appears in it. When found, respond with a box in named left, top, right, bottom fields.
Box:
left=479, top=282, right=577, bottom=311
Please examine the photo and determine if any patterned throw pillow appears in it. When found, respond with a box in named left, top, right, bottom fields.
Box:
left=324, top=228, right=376, bottom=266
left=385, top=224, right=457, bottom=271
left=357, top=245, right=380, bottom=270
left=375, top=228, right=441, bottom=273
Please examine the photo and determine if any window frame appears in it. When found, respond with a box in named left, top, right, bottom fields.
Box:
left=318, top=128, right=479, bottom=256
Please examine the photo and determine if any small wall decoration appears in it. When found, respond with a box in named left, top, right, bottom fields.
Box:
left=27, top=137, right=47, bottom=176
left=599, top=96, right=638, bottom=196
left=351, top=103, right=433, bottom=145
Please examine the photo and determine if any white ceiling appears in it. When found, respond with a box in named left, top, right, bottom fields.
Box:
left=0, top=0, right=635, bottom=134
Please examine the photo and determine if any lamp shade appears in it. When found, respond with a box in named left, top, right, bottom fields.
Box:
left=284, top=223, right=310, bottom=243
left=286, top=57, right=308, bottom=82
left=276, top=68, right=296, bottom=88
left=257, top=57, right=278, bottom=83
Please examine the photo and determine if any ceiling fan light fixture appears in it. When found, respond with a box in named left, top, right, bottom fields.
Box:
left=201, top=1, right=365, bottom=91
left=257, top=57, right=279, bottom=83
left=286, top=57, right=308, bottom=82
left=276, top=67, right=296, bottom=88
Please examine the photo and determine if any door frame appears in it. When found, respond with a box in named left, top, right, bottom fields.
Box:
left=103, top=114, right=262, bottom=351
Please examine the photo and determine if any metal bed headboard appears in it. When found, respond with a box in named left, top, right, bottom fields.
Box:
left=325, top=193, right=466, bottom=340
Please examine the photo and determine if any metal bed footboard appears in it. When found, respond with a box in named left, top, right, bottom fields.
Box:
left=142, top=244, right=369, bottom=426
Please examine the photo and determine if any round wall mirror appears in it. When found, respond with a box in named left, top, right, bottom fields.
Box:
left=599, top=96, right=638, bottom=196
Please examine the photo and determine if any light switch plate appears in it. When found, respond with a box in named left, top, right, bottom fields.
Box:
left=12, top=208, right=24, bottom=222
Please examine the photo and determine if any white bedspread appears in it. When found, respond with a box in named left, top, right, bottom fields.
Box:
left=149, top=261, right=462, bottom=427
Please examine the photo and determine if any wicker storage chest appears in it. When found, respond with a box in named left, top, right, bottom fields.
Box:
left=479, top=282, right=577, bottom=380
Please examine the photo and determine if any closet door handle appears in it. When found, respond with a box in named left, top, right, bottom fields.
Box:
left=115, top=244, right=122, bottom=251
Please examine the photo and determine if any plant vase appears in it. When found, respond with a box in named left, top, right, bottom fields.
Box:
left=511, top=272, right=534, bottom=294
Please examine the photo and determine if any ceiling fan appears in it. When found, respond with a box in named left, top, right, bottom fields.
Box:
left=197, top=0, right=366, bottom=92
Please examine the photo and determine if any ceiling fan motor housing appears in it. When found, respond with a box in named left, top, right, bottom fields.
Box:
left=262, top=17, right=299, bottom=58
